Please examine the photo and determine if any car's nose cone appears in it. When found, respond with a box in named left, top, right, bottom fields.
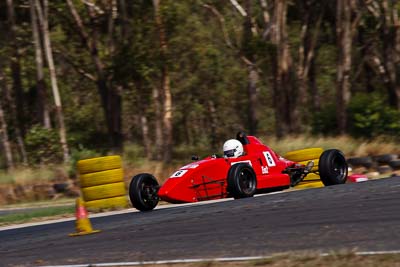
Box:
left=158, top=176, right=196, bottom=203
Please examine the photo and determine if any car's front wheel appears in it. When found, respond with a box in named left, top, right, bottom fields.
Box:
left=319, top=149, right=348, bottom=186
left=227, top=163, right=257, bottom=199
left=129, top=173, right=159, bottom=211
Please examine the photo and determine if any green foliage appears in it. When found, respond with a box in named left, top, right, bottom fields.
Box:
left=68, top=147, right=99, bottom=178
left=1, top=0, right=400, bottom=171
left=123, top=143, right=145, bottom=162
left=311, top=104, right=338, bottom=135
left=25, top=125, right=63, bottom=165
left=348, top=93, right=400, bottom=138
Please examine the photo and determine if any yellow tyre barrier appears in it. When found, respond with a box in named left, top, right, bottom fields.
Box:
left=302, top=173, right=320, bottom=182
left=296, top=180, right=324, bottom=189
left=77, top=156, right=122, bottom=174
left=84, top=196, right=128, bottom=211
left=81, top=182, right=126, bottom=202
left=79, top=168, right=124, bottom=188
left=284, top=148, right=324, bottom=163
left=77, top=155, right=127, bottom=211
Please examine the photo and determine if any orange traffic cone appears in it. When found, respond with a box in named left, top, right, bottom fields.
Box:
left=69, top=198, right=101, bottom=237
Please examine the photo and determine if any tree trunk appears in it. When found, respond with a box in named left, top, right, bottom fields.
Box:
left=107, top=0, right=117, bottom=55
left=6, top=0, right=25, bottom=137
left=336, top=0, right=352, bottom=134
left=296, top=2, right=323, bottom=126
left=30, top=0, right=51, bottom=129
left=119, top=0, right=127, bottom=40
left=135, top=79, right=152, bottom=159
left=244, top=0, right=259, bottom=135
left=309, top=57, right=320, bottom=112
left=66, top=0, right=123, bottom=153
left=272, top=0, right=294, bottom=137
left=207, top=99, right=218, bottom=150
left=6, top=0, right=27, bottom=164
left=381, top=0, right=400, bottom=109
left=0, top=69, right=27, bottom=165
left=247, top=64, right=258, bottom=135
left=35, top=0, right=70, bottom=162
left=152, top=85, right=163, bottom=160
left=140, top=113, right=151, bottom=159
left=0, top=84, right=14, bottom=170
left=153, top=0, right=173, bottom=163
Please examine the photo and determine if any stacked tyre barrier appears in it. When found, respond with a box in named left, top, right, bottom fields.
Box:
left=347, top=154, right=400, bottom=177
left=77, top=156, right=128, bottom=211
left=283, top=148, right=324, bottom=189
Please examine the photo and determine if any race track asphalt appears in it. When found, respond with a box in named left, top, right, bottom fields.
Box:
left=1, top=176, right=399, bottom=266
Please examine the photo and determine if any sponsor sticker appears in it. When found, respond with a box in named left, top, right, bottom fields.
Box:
left=261, top=166, right=269, bottom=174
left=170, top=169, right=188, bottom=178
left=263, top=152, right=276, bottom=167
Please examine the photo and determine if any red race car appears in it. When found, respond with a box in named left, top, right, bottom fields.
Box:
left=129, top=132, right=348, bottom=211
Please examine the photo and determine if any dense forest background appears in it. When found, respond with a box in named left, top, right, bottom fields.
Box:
left=1, top=0, right=400, bottom=170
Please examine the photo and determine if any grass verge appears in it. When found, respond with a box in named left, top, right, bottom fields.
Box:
left=129, top=252, right=400, bottom=267
left=0, top=205, right=74, bottom=226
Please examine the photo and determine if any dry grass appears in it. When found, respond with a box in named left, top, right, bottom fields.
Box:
left=0, top=165, right=68, bottom=185
left=1, top=135, right=399, bottom=187
left=0, top=135, right=399, bottom=205
left=263, top=135, right=400, bottom=157
left=122, top=135, right=400, bottom=183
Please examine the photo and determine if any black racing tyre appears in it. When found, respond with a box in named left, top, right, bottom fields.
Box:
left=377, top=165, right=392, bottom=174
left=319, top=149, right=348, bottom=186
left=129, top=173, right=159, bottom=211
left=347, top=156, right=373, bottom=168
left=374, top=154, right=398, bottom=164
left=388, top=160, right=400, bottom=170
left=227, top=163, right=257, bottom=199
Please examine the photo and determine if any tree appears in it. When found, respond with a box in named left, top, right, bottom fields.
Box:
left=270, top=0, right=297, bottom=137
left=6, top=0, right=27, bottom=164
left=65, top=0, right=123, bottom=153
left=35, top=0, right=70, bottom=162
left=29, top=0, right=51, bottom=129
left=153, top=0, right=173, bottom=163
left=336, top=0, right=353, bottom=134
left=381, top=0, right=400, bottom=109
left=241, top=0, right=259, bottom=135
left=0, top=70, right=14, bottom=170
left=295, top=0, right=325, bottom=125
left=6, top=0, right=25, bottom=136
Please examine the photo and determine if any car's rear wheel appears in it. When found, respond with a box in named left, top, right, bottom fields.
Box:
left=319, top=149, right=348, bottom=186
left=129, top=173, right=159, bottom=211
left=227, top=163, right=257, bottom=199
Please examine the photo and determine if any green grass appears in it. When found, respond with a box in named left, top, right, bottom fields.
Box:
left=0, top=205, right=74, bottom=226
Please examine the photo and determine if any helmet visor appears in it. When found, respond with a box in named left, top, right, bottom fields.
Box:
left=224, top=149, right=236, bottom=158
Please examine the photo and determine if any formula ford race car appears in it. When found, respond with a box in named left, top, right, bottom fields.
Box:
left=129, top=132, right=348, bottom=211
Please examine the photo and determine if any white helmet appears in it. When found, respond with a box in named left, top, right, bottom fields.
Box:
left=223, top=139, right=244, bottom=158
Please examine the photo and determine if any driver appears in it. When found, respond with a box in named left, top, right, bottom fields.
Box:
left=223, top=139, right=244, bottom=158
